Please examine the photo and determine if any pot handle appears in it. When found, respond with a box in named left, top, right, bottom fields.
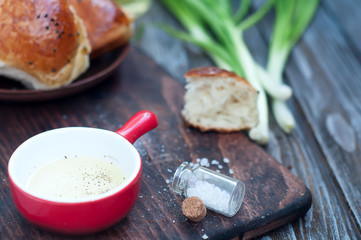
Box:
left=115, top=111, right=158, bottom=144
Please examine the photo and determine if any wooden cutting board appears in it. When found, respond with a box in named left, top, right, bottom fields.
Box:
left=0, top=48, right=311, bottom=240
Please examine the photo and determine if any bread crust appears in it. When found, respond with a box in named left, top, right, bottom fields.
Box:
left=183, top=120, right=248, bottom=133
left=68, top=0, right=134, bottom=58
left=0, top=0, right=91, bottom=89
left=185, top=66, right=256, bottom=92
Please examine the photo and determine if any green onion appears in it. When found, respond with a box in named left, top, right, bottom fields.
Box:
left=266, top=0, right=320, bottom=133
left=159, top=0, right=319, bottom=144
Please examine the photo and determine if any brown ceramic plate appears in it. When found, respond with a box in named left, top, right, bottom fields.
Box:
left=0, top=44, right=130, bottom=102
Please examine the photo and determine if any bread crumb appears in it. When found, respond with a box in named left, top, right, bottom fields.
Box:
left=181, top=67, right=259, bottom=132
left=182, top=196, right=207, bottom=222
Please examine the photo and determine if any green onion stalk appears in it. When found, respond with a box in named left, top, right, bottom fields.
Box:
left=159, top=0, right=319, bottom=144
left=266, top=0, right=320, bottom=133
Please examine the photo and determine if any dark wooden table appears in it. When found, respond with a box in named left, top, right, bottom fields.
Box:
left=0, top=0, right=360, bottom=239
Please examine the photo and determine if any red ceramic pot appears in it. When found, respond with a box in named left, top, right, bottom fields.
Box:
left=8, top=111, right=158, bottom=234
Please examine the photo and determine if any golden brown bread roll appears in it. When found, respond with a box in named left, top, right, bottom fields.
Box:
left=68, top=0, right=134, bottom=58
left=181, top=67, right=259, bottom=132
left=0, top=0, right=133, bottom=90
left=0, top=0, right=91, bottom=89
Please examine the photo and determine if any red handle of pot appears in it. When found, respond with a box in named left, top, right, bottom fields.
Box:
left=115, top=111, right=158, bottom=144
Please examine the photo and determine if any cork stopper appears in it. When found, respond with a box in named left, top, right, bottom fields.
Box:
left=182, top=196, right=207, bottom=222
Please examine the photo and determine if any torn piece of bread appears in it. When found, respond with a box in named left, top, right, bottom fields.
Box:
left=181, top=67, right=259, bottom=132
left=68, top=0, right=134, bottom=58
left=0, top=0, right=91, bottom=90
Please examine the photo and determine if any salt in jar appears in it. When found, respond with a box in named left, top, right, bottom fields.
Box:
left=171, top=162, right=245, bottom=217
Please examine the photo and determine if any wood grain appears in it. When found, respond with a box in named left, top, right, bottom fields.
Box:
left=0, top=48, right=311, bottom=239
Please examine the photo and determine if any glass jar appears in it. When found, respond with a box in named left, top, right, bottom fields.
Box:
left=171, top=162, right=245, bottom=217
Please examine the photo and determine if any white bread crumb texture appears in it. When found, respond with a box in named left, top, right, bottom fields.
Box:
left=181, top=76, right=258, bottom=132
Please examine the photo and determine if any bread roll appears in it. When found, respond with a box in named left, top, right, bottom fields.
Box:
left=68, top=0, right=134, bottom=58
left=181, top=67, right=259, bottom=132
left=0, top=0, right=91, bottom=90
